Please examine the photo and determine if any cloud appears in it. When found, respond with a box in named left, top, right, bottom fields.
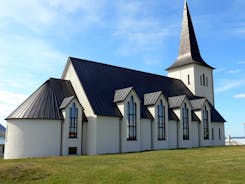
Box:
left=215, top=80, right=245, bottom=93
left=112, top=1, right=178, bottom=55
left=238, top=61, right=245, bottom=64
left=0, top=90, right=28, bottom=127
left=233, top=93, right=245, bottom=99
left=227, top=69, right=242, bottom=74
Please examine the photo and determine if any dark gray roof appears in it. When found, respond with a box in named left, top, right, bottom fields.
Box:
left=6, top=78, right=76, bottom=120
left=67, top=57, right=224, bottom=122
left=192, top=111, right=200, bottom=122
left=190, top=98, right=206, bottom=110
left=169, top=109, right=179, bottom=121
left=114, top=87, right=133, bottom=103
left=168, top=95, right=187, bottom=108
left=167, top=2, right=214, bottom=70
left=60, top=96, right=75, bottom=109
left=0, top=124, right=5, bottom=132
left=144, top=91, right=162, bottom=106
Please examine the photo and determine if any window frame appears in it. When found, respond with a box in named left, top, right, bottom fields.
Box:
left=203, top=106, right=209, bottom=140
left=157, top=100, right=166, bottom=140
left=127, top=96, right=137, bottom=141
left=68, top=147, right=77, bottom=155
left=69, top=103, right=78, bottom=138
left=182, top=103, right=189, bottom=140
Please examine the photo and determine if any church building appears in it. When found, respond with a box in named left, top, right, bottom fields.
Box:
left=4, top=2, right=225, bottom=159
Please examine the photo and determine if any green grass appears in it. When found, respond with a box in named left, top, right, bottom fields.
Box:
left=0, top=146, right=244, bottom=184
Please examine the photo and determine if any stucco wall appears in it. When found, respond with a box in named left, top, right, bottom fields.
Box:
left=96, top=116, right=120, bottom=154
left=62, top=61, right=95, bottom=117
left=116, top=90, right=141, bottom=153
left=4, top=119, right=61, bottom=159
left=61, top=98, right=83, bottom=156
left=211, top=122, right=225, bottom=146
left=192, top=121, right=199, bottom=147
left=168, top=120, right=178, bottom=149
left=168, top=64, right=214, bottom=105
left=140, top=119, right=151, bottom=151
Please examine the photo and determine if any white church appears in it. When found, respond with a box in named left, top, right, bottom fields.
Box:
left=4, top=2, right=225, bottom=159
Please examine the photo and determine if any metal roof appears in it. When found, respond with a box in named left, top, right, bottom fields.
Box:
left=59, top=96, right=75, bottom=109
left=169, top=109, right=179, bottom=121
left=167, top=2, right=214, bottom=70
left=190, top=98, right=206, bottom=110
left=68, top=57, right=225, bottom=122
left=113, top=87, right=133, bottom=103
left=6, top=78, right=76, bottom=120
left=168, top=95, right=187, bottom=108
left=192, top=111, right=200, bottom=122
left=144, top=91, right=162, bottom=106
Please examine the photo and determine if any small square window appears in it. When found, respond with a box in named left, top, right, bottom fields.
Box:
left=68, top=147, right=77, bottom=155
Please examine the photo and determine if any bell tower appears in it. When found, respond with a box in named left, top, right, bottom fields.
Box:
left=167, top=1, right=215, bottom=105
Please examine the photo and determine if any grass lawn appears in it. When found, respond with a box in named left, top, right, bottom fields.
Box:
left=0, top=146, right=244, bottom=184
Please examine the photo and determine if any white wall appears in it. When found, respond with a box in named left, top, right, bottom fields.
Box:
left=96, top=116, right=120, bottom=154
left=173, top=99, right=193, bottom=148
left=4, top=119, right=61, bottom=159
left=192, top=121, right=199, bottom=147
left=82, top=122, right=88, bottom=155
left=61, top=98, right=83, bottom=156
left=62, top=60, right=95, bottom=117
left=211, top=122, right=225, bottom=146
left=168, top=120, right=178, bottom=149
left=87, top=117, right=97, bottom=155
left=140, top=119, right=151, bottom=151
left=194, top=102, right=212, bottom=147
left=116, top=90, right=141, bottom=153
left=168, top=64, right=214, bottom=105
left=147, top=95, right=169, bottom=150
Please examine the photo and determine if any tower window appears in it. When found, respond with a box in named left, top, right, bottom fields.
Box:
left=203, top=74, right=205, bottom=86
left=187, top=75, right=190, bottom=85
left=206, top=76, right=208, bottom=87
left=200, top=75, right=202, bottom=86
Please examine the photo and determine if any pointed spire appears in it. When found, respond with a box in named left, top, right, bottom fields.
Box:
left=167, top=1, right=214, bottom=70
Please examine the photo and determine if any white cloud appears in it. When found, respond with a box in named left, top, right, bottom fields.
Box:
left=0, top=90, right=28, bottom=127
left=227, top=69, right=242, bottom=74
left=233, top=93, right=245, bottom=99
left=215, top=80, right=245, bottom=93
left=238, top=61, right=245, bottom=64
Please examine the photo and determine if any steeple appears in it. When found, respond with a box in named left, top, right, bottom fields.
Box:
left=167, top=1, right=214, bottom=70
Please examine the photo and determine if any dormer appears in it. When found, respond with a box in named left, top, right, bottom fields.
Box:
left=114, top=87, right=140, bottom=141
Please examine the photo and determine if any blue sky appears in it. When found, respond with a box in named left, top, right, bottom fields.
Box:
left=0, top=0, right=244, bottom=136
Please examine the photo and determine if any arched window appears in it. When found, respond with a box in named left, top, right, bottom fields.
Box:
left=203, top=106, right=209, bottom=140
left=200, top=75, right=202, bottom=86
left=203, top=74, right=205, bottom=86
left=187, top=75, right=190, bottom=85
left=206, top=76, right=208, bottom=87
left=182, top=103, right=189, bottom=140
left=157, top=100, right=166, bottom=140
left=69, top=103, right=78, bottom=138
left=127, top=96, right=137, bottom=140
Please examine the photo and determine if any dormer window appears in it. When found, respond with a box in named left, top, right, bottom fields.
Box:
left=187, top=75, right=190, bottom=85
left=157, top=100, right=166, bottom=140
left=203, top=106, right=209, bottom=140
left=182, top=103, right=189, bottom=140
left=127, top=96, right=137, bottom=140
left=69, top=103, right=78, bottom=138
